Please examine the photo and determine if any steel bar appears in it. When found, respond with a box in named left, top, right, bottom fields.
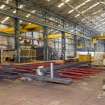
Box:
left=41, top=62, right=90, bottom=75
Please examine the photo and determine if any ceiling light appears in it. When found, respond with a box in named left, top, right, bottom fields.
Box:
left=20, top=20, right=23, bottom=23
left=28, top=23, right=32, bottom=24
left=68, top=10, right=74, bottom=14
left=82, top=2, right=100, bottom=14
left=95, top=21, right=105, bottom=28
left=0, top=5, right=6, bottom=9
left=92, top=9, right=102, bottom=15
left=65, top=0, right=70, bottom=3
left=68, top=0, right=91, bottom=14
left=13, top=10, right=16, bottom=14
left=26, top=14, right=31, bottom=17
left=101, top=13, right=105, bottom=17
left=31, top=10, right=36, bottom=13
left=0, top=24, right=7, bottom=29
left=74, top=2, right=100, bottom=18
left=19, top=4, right=24, bottom=9
left=58, top=0, right=70, bottom=8
left=81, top=18, right=86, bottom=22
left=76, top=0, right=91, bottom=9
left=1, top=17, right=10, bottom=24
left=46, top=0, right=51, bottom=1
left=75, top=14, right=80, bottom=17
left=58, top=3, right=64, bottom=8
left=5, top=0, right=11, bottom=4
left=96, top=18, right=105, bottom=24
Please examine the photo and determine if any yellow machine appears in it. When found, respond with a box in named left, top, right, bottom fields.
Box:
left=78, top=55, right=91, bottom=62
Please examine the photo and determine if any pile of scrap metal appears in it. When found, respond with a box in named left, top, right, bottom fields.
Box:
left=0, top=62, right=91, bottom=85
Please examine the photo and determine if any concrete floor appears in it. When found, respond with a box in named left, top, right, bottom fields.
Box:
left=0, top=72, right=105, bottom=105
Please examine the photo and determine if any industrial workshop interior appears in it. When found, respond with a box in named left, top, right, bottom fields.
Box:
left=1, top=0, right=105, bottom=105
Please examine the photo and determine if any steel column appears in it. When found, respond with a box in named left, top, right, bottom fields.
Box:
left=14, top=0, right=20, bottom=63
left=43, top=26, right=48, bottom=61
left=74, top=25, right=77, bottom=57
left=31, top=31, right=34, bottom=60
left=61, top=31, right=66, bottom=60
left=74, top=35, right=77, bottom=57
left=31, top=32, right=34, bottom=46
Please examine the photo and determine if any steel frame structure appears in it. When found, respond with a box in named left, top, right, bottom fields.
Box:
left=0, top=0, right=94, bottom=62
left=0, top=1, right=97, bottom=37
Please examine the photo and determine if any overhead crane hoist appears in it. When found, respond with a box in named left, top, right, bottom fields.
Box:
left=0, top=23, right=73, bottom=40
left=0, top=23, right=42, bottom=34
left=92, top=35, right=105, bottom=46
left=92, top=35, right=105, bottom=41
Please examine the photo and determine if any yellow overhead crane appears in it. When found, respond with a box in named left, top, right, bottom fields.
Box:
left=92, top=35, right=105, bottom=44
left=93, top=35, right=105, bottom=40
left=0, top=23, right=73, bottom=39
left=48, top=33, right=72, bottom=39
left=0, top=23, right=43, bottom=34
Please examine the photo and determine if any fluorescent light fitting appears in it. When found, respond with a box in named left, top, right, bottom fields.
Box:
left=58, top=2, right=64, bottom=8
left=81, top=18, right=86, bottom=22
left=75, top=0, right=91, bottom=9
left=1, top=17, right=10, bottom=24
left=96, top=18, right=105, bottom=24
left=68, top=10, right=74, bottom=14
left=65, top=0, right=70, bottom=3
left=5, top=0, right=10, bottom=4
left=101, top=13, right=105, bottom=17
left=20, top=20, right=23, bottom=23
left=74, top=2, right=100, bottom=18
left=68, top=0, right=91, bottom=14
left=92, top=9, right=102, bottom=15
left=31, top=10, right=36, bottom=13
left=95, top=21, right=105, bottom=28
left=82, top=2, right=100, bottom=14
left=0, top=5, right=5, bottom=9
left=26, top=14, right=31, bottom=17
left=13, top=10, right=16, bottom=14
left=19, top=4, right=24, bottom=9
left=28, top=23, right=32, bottom=24
left=75, top=14, right=80, bottom=17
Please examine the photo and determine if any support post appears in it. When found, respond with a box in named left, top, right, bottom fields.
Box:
left=32, top=32, right=34, bottom=46
left=43, top=26, right=48, bottom=61
left=74, top=24, right=77, bottom=57
left=31, top=31, right=34, bottom=60
left=50, top=63, right=54, bottom=79
left=74, top=34, right=77, bottom=57
left=14, top=0, right=20, bottom=63
left=61, top=31, right=66, bottom=60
